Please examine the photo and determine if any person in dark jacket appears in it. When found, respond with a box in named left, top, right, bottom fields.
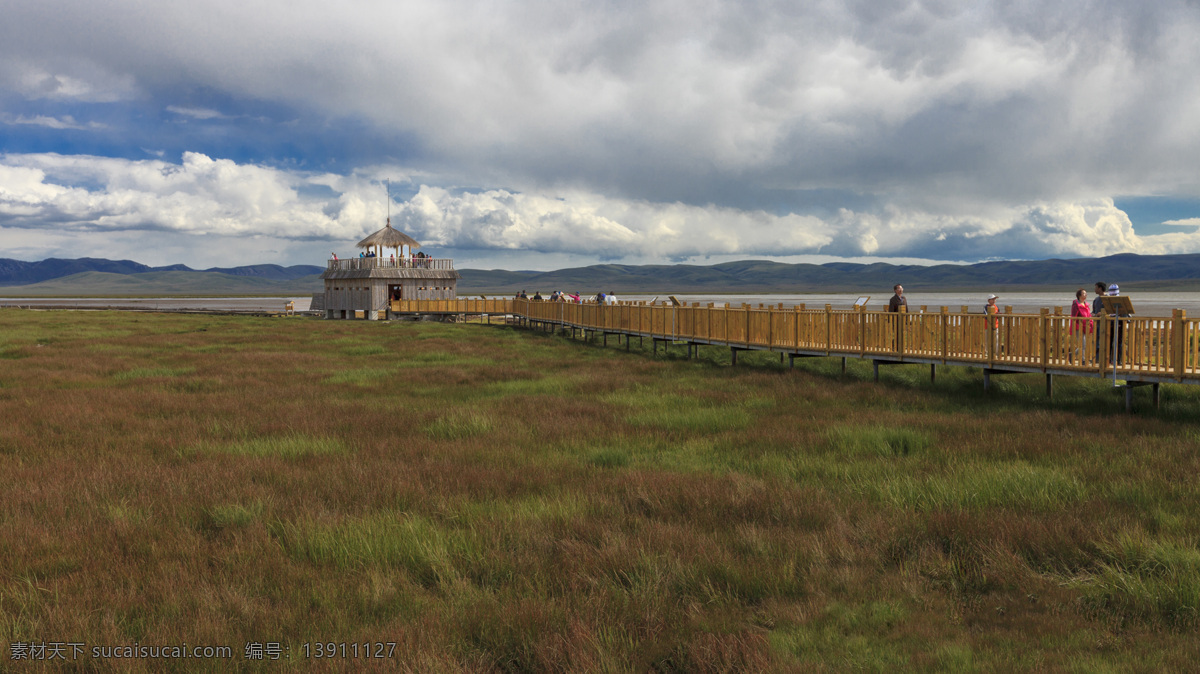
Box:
left=887, top=285, right=907, bottom=312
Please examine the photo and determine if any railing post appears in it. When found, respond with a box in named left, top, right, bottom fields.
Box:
left=825, top=304, right=832, bottom=355
left=859, top=305, right=866, bottom=358
left=896, top=306, right=906, bottom=358
left=987, top=311, right=995, bottom=368
left=1003, top=306, right=1012, bottom=361
left=1174, top=309, right=1187, bottom=382
left=1098, top=313, right=1110, bottom=374
left=940, top=307, right=948, bottom=364
left=794, top=306, right=801, bottom=351
left=1053, top=306, right=1063, bottom=366
left=1039, top=308, right=1049, bottom=371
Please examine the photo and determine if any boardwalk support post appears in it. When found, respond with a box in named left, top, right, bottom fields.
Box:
left=1122, top=381, right=1161, bottom=413
left=872, top=359, right=905, bottom=382
left=1046, top=373, right=1053, bottom=399
left=983, top=368, right=1021, bottom=393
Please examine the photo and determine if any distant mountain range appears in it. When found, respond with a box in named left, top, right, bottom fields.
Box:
left=0, top=257, right=325, bottom=296
left=457, top=253, right=1200, bottom=293
left=1, top=253, right=1199, bottom=296
left=0, top=257, right=323, bottom=285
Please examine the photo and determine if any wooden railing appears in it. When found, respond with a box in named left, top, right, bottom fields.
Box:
left=389, top=299, right=1200, bottom=382
left=327, top=257, right=455, bottom=271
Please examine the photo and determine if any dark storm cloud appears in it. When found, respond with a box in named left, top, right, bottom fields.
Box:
left=2, top=0, right=1200, bottom=266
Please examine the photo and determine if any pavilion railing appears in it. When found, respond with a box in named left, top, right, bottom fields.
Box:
left=326, top=258, right=455, bottom=271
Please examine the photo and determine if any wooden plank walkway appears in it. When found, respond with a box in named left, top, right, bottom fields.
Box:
left=389, top=298, right=1200, bottom=409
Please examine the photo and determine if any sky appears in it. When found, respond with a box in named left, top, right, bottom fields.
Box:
left=3, top=0, right=1200, bottom=271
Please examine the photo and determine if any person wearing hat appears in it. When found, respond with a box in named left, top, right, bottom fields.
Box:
left=985, top=294, right=1001, bottom=355
left=1092, top=282, right=1107, bottom=361
left=1106, top=283, right=1126, bottom=365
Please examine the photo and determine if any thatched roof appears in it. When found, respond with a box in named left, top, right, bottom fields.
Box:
left=356, top=220, right=420, bottom=250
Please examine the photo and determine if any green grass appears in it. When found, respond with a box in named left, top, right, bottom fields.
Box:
left=341, top=343, right=388, bottom=356
left=208, top=501, right=265, bottom=530
left=827, top=425, right=931, bottom=457
left=770, top=601, right=914, bottom=672
left=325, top=367, right=394, bottom=385
left=873, top=462, right=1088, bottom=511
left=426, top=410, right=493, bottom=440
left=284, top=513, right=471, bottom=584
left=196, top=435, right=348, bottom=458
left=113, top=366, right=196, bottom=380
left=2, top=308, right=1200, bottom=671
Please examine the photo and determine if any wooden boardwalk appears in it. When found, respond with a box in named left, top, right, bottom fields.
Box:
left=390, top=298, right=1200, bottom=410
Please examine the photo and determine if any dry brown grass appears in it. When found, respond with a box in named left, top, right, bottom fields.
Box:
left=1, top=309, right=1199, bottom=671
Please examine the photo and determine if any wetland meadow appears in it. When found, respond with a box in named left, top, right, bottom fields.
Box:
left=1, top=309, right=1199, bottom=671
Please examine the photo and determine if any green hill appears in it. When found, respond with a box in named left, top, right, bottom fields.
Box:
left=0, top=271, right=323, bottom=297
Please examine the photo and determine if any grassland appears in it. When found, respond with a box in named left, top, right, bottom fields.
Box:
left=1, top=309, right=1199, bottom=672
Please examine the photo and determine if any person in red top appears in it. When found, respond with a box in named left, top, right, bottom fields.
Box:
left=1070, top=288, right=1093, bottom=363
left=985, top=294, right=1000, bottom=327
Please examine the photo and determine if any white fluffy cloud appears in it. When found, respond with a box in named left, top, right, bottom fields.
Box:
left=0, top=152, right=357, bottom=239
left=394, top=186, right=831, bottom=259
left=4, top=152, right=1200, bottom=268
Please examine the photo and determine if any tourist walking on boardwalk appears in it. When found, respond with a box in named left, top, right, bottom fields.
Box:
left=985, top=294, right=1001, bottom=355
left=1092, top=282, right=1106, bottom=360
left=888, top=285, right=907, bottom=312
left=985, top=294, right=999, bottom=326
left=1070, top=288, right=1093, bottom=363
left=1106, top=283, right=1127, bottom=364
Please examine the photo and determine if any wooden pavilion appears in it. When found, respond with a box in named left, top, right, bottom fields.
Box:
left=320, top=219, right=460, bottom=319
